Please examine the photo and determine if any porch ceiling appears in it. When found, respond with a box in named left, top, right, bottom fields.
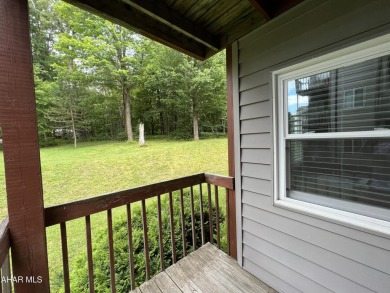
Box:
left=64, top=0, right=304, bottom=60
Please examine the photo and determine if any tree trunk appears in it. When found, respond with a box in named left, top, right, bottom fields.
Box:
left=193, top=98, right=199, bottom=141
left=70, top=107, right=77, bottom=148
left=151, top=117, right=155, bottom=135
left=164, top=112, right=169, bottom=135
left=68, top=59, right=77, bottom=147
left=157, top=93, right=164, bottom=134
left=160, top=111, right=164, bottom=134
left=123, top=86, right=133, bottom=141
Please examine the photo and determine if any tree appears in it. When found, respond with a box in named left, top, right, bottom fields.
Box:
left=29, top=0, right=59, bottom=142
left=135, top=44, right=227, bottom=140
left=48, top=2, right=94, bottom=147
left=29, top=0, right=57, bottom=81
left=79, top=21, right=149, bottom=142
left=177, top=53, right=226, bottom=140
left=29, top=1, right=227, bottom=144
left=135, top=44, right=187, bottom=137
left=50, top=65, right=89, bottom=147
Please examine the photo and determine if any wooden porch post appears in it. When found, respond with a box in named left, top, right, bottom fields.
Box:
left=226, top=45, right=237, bottom=259
left=0, top=0, right=50, bottom=292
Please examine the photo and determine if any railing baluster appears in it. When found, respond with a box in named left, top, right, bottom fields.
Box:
left=107, top=209, right=116, bottom=293
left=225, top=188, right=230, bottom=255
left=168, top=192, right=177, bottom=263
left=1, top=253, right=11, bottom=293
left=60, top=222, right=70, bottom=293
left=207, top=183, right=214, bottom=244
left=85, top=216, right=94, bottom=293
left=44, top=173, right=234, bottom=292
left=157, top=195, right=164, bottom=270
left=199, top=184, right=205, bottom=245
left=141, top=200, right=150, bottom=280
left=179, top=189, right=187, bottom=256
left=0, top=263, right=2, bottom=293
left=126, top=204, right=135, bottom=290
left=190, top=186, right=196, bottom=251
left=214, top=185, right=220, bottom=249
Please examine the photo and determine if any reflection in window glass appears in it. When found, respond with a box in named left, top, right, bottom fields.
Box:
left=355, top=88, right=364, bottom=107
left=287, top=55, right=390, bottom=134
left=344, top=90, right=354, bottom=108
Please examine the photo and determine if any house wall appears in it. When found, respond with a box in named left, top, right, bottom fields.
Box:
left=234, top=0, right=390, bottom=292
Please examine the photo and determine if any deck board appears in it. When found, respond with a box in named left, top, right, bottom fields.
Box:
left=139, top=278, right=162, bottom=293
left=154, top=271, right=182, bottom=293
left=133, top=243, right=276, bottom=293
left=165, top=262, right=203, bottom=293
left=176, top=253, right=224, bottom=293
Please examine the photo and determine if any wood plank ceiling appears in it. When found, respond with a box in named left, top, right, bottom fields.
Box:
left=64, top=0, right=304, bottom=60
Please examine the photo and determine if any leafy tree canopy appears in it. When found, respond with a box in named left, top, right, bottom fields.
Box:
left=29, top=0, right=227, bottom=145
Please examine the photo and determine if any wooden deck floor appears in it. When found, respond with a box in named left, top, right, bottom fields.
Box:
left=131, top=243, right=277, bottom=293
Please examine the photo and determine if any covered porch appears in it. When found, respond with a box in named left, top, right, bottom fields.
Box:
left=0, top=0, right=304, bottom=292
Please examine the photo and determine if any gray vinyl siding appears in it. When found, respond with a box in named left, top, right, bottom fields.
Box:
left=235, top=0, right=390, bottom=292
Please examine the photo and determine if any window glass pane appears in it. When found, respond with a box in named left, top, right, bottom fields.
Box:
left=354, top=88, right=364, bottom=107
left=286, top=138, right=390, bottom=214
left=288, top=55, right=390, bottom=134
left=344, top=90, right=354, bottom=109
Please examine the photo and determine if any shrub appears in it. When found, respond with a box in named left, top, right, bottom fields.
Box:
left=39, top=137, right=63, bottom=148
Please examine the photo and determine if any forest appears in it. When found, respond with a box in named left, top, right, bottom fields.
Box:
left=30, top=0, right=227, bottom=147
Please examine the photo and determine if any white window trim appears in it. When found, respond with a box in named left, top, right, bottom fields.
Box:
left=344, top=87, right=365, bottom=109
left=272, top=34, right=390, bottom=237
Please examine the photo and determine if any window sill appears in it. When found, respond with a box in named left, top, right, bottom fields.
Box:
left=274, top=196, right=390, bottom=239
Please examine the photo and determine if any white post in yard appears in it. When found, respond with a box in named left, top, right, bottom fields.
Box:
left=139, top=123, right=145, bottom=145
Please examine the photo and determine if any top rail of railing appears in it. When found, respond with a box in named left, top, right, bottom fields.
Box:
left=44, top=173, right=234, bottom=227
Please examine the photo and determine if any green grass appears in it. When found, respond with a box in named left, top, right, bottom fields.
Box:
left=0, top=138, right=228, bottom=215
left=0, top=138, right=228, bottom=292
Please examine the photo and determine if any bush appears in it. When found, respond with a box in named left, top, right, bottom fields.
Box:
left=113, top=131, right=128, bottom=142
left=199, top=132, right=227, bottom=139
left=69, top=189, right=225, bottom=293
left=166, top=130, right=193, bottom=140
left=39, top=137, right=63, bottom=148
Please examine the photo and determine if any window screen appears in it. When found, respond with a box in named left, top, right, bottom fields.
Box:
left=285, top=54, right=390, bottom=220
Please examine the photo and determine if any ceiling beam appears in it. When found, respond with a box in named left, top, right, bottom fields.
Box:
left=273, top=0, right=304, bottom=17
left=248, top=0, right=304, bottom=19
left=64, top=0, right=208, bottom=60
left=122, top=0, right=220, bottom=51
left=246, top=0, right=272, bottom=20
left=205, top=0, right=304, bottom=58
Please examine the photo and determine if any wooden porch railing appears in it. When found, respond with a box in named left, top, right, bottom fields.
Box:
left=44, top=173, right=235, bottom=292
left=0, top=218, right=12, bottom=293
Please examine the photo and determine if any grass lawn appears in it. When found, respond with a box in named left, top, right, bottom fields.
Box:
left=0, top=138, right=228, bottom=292
left=0, top=138, right=228, bottom=216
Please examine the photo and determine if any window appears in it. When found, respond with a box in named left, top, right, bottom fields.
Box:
left=273, top=35, right=390, bottom=233
left=344, top=88, right=365, bottom=109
